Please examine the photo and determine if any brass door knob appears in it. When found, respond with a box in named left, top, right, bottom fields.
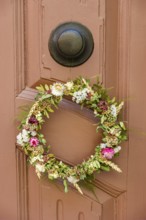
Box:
left=48, top=22, right=94, bottom=67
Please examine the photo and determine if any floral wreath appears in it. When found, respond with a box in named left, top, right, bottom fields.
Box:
left=17, top=77, right=127, bottom=194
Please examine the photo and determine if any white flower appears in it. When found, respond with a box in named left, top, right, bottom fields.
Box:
left=16, top=129, right=29, bottom=146
left=72, top=88, right=90, bottom=104
left=35, top=163, right=45, bottom=173
left=114, top=146, right=121, bottom=154
left=67, top=176, right=79, bottom=184
left=30, top=155, right=44, bottom=164
left=31, top=131, right=37, bottom=136
left=110, top=105, right=117, bottom=117
left=100, top=143, right=107, bottom=149
left=35, top=164, right=45, bottom=179
left=16, top=133, right=23, bottom=146
left=64, top=81, right=74, bottom=90
left=51, top=82, right=64, bottom=96
left=21, top=129, right=30, bottom=142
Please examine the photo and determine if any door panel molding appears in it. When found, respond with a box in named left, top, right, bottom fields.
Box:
left=116, top=1, right=131, bottom=218
left=15, top=1, right=27, bottom=219
left=0, top=0, right=20, bottom=219
left=25, top=0, right=42, bottom=87
left=27, top=166, right=126, bottom=220
left=117, top=0, right=131, bottom=106
left=14, top=0, right=25, bottom=95
left=25, top=0, right=105, bottom=86
left=16, top=149, right=28, bottom=220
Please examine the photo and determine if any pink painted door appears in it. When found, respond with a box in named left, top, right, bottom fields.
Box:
left=1, top=0, right=146, bottom=220
left=17, top=1, right=126, bottom=219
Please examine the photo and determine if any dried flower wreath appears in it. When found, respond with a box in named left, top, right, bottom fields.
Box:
left=17, top=77, right=127, bottom=194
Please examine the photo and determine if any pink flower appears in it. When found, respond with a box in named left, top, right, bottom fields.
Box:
left=30, top=137, right=39, bottom=147
left=101, top=147, right=114, bottom=159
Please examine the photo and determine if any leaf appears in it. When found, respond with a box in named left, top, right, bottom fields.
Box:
left=48, top=108, right=54, bottom=113
left=119, top=122, right=126, bottom=130
left=24, top=148, right=28, bottom=155
left=100, top=165, right=110, bottom=171
left=96, top=126, right=100, bottom=132
left=79, top=180, right=99, bottom=202
left=74, top=183, right=83, bottom=195
left=43, top=109, right=49, bottom=118
left=101, top=115, right=106, bottom=124
left=39, top=134, right=44, bottom=138
left=36, top=85, right=45, bottom=92
left=45, top=84, right=49, bottom=91
left=42, top=138, right=46, bottom=145
left=41, top=94, right=52, bottom=100
left=63, top=180, right=68, bottom=193
left=48, top=154, right=54, bottom=158
left=110, top=97, right=116, bottom=103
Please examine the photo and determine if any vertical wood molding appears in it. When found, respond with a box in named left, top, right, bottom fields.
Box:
left=99, top=19, right=105, bottom=82
left=0, top=1, right=21, bottom=219
left=117, top=0, right=131, bottom=115
left=98, top=0, right=105, bottom=82
left=16, top=149, right=28, bottom=220
left=115, top=192, right=127, bottom=220
left=24, top=0, right=42, bottom=87
left=124, top=1, right=146, bottom=219
left=15, top=0, right=28, bottom=219
left=105, top=0, right=118, bottom=93
left=117, top=0, right=131, bottom=219
left=14, top=0, right=25, bottom=95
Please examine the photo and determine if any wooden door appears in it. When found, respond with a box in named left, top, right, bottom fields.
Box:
left=17, top=1, right=126, bottom=220
left=1, top=0, right=146, bottom=220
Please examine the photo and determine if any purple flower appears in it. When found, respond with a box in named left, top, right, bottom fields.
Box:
left=101, top=147, right=114, bottom=159
left=98, top=100, right=108, bottom=111
left=30, top=137, right=39, bottom=147
left=28, top=115, right=38, bottom=124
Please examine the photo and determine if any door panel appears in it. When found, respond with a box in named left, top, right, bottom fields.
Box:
left=41, top=101, right=101, bottom=165
left=41, top=0, right=105, bottom=82
left=28, top=168, right=102, bottom=220
left=26, top=0, right=105, bottom=86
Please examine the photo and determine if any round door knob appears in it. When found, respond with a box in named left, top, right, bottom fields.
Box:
left=57, top=30, right=83, bottom=57
left=48, top=22, right=94, bottom=67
